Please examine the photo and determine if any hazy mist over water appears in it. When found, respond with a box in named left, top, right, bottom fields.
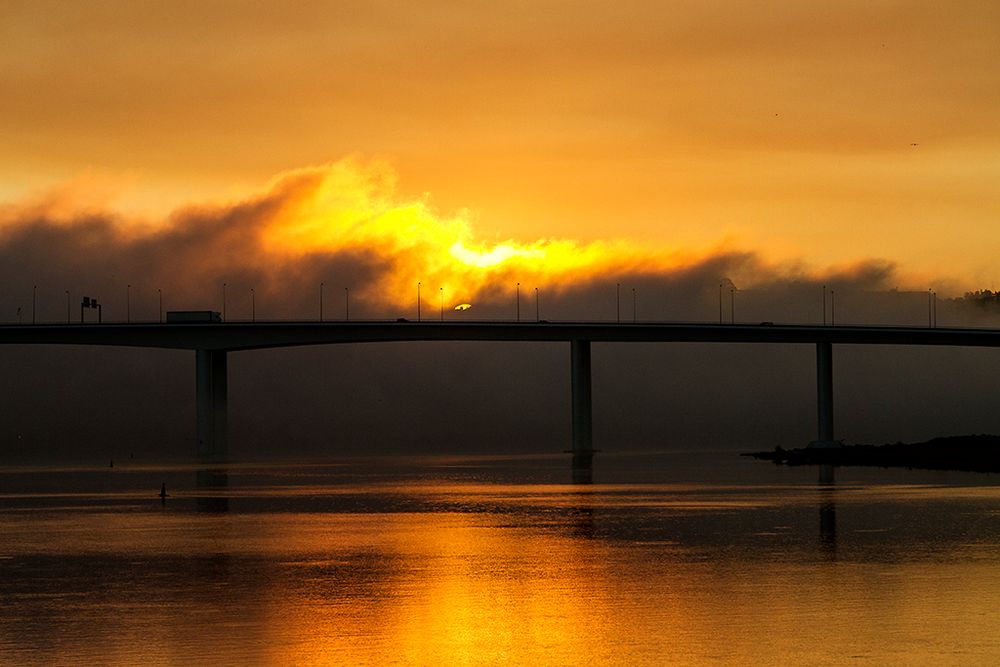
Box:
left=4, top=336, right=1000, bottom=463
left=3, top=451, right=1000, bottom=665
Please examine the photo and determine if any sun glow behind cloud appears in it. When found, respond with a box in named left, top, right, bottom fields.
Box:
left=449, top=241, right=544, bottom=268
left=250, top=159, right=682, bottom=307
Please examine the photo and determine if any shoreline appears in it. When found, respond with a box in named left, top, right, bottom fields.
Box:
left=743, top=434, right=1000, bottom=474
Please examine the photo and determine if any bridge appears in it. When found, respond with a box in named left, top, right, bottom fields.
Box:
left=3, top=320, right=1000, bottom=472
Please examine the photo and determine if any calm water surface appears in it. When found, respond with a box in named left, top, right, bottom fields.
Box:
left=2, top=451, right=1000, bottom=666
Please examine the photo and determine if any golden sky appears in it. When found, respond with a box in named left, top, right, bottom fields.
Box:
left=2, top=1, right=999, bottom=290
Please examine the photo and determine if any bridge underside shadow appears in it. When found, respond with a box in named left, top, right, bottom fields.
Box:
left=190, top=340, right=839, bottom=477
left=192, top=342, right=600, bottom=473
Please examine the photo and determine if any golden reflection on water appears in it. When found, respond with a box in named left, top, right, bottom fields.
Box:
left=219, top=510, right=1000, bottom=666
left=266, top=514, right=628, bottom=665
left=4, top=470, right=1000, bottom=665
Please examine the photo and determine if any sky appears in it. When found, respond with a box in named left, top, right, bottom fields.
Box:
left=2, top=1, right=1000, bottom=293
left=2, top=1, right=1000, bottom=461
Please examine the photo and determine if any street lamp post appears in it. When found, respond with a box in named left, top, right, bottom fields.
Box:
left=222, top=283, right=227, bottom=322
left=251, top=288, right=255, bottom=322
left=730, top=288, right=735, bottom=324
left=831, top=290, right=836, bottom=326
left=535, top=287, right=539, bottom=322
left=417, top=282, right=421, bottom=321
left=822, top=285, right=826, bottom=326
left=516, top=283, right=520, bottom=322
left=719, top=283, right=723, bottom=324
left=440, top=287, right=444, bottom=321
left=345, top=287, right=349, bottom=321
left=617, top=283, right=621, bottom=323
left=127, top=284, right=131, bottom=323
left=32, top=285, right=36, bottom=325
left=319, top=282, right=324, bottom=322
left=632, top=288, right=637, bottom=323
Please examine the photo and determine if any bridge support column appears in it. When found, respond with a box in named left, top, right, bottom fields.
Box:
left=196, top=349, right=228, bottom=463
left=570, top=339, right=594, bottom=479
left=812, top=341, right=836, bottom=447
left=812, top=341, right=837, bottom=483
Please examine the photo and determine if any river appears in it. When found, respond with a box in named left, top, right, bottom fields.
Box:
left=2, top=451, right=999, bottom=665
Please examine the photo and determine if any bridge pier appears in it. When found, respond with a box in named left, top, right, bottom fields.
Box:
left=811, top=341, right=837, bottom=482
left=814, top=341, right=834, bottom=445
left=571, top=339, right=595, bottom=480
left=196, top=349, right=228, bottom=463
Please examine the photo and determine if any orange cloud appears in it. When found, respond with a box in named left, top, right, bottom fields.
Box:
left=248, top=159, right=702, bottom=307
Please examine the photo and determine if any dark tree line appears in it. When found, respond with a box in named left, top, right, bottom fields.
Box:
left=963, top=290, right=1000, bottom=307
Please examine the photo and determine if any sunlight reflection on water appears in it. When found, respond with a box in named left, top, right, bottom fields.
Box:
left=2, top=451, right=1000, bottom=665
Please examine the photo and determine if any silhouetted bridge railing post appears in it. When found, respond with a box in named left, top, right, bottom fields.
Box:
left=2, top=320, right=999, bottom=475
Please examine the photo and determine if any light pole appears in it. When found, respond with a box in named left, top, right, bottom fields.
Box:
left=127, top=284, right=131, bottom=323
left=516, top=283, right=520, bottom=322
left=440, top=287, right=444, bottom=321
left=535, top=287, right=539, bottom=322
left=730, top=288, right=735, bottom=324
left=417, top=282, right=421, bottom=321
left=222, top=283, right=227, bottom=322
left=32, top=285, right=36, bottom=325
left=719, top=283, right=723, bottom=324
left=632, top=287, right=637, bottom=323
left=319, top=282, right=324, bottom=322
left=933, top=291, right=937, bottom=327
left=345, top=287, right=349, bottom=321
left=831, top=290, right=835, bottom=326
left=251, top=288, right=255, bottom=322
left=928, top=289, right=932, bottom=327
left=617, top=283, right=621, bottom=323
left=822, top=284, right=826, bottom=326
left=158, top=288, right=162, bottom=323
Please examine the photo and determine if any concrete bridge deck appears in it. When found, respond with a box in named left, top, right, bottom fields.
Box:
left=2, top=320, right=999, bottom=350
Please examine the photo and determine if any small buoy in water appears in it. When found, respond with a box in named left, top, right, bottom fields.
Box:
left=159, top=483, right=168, bottom=499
